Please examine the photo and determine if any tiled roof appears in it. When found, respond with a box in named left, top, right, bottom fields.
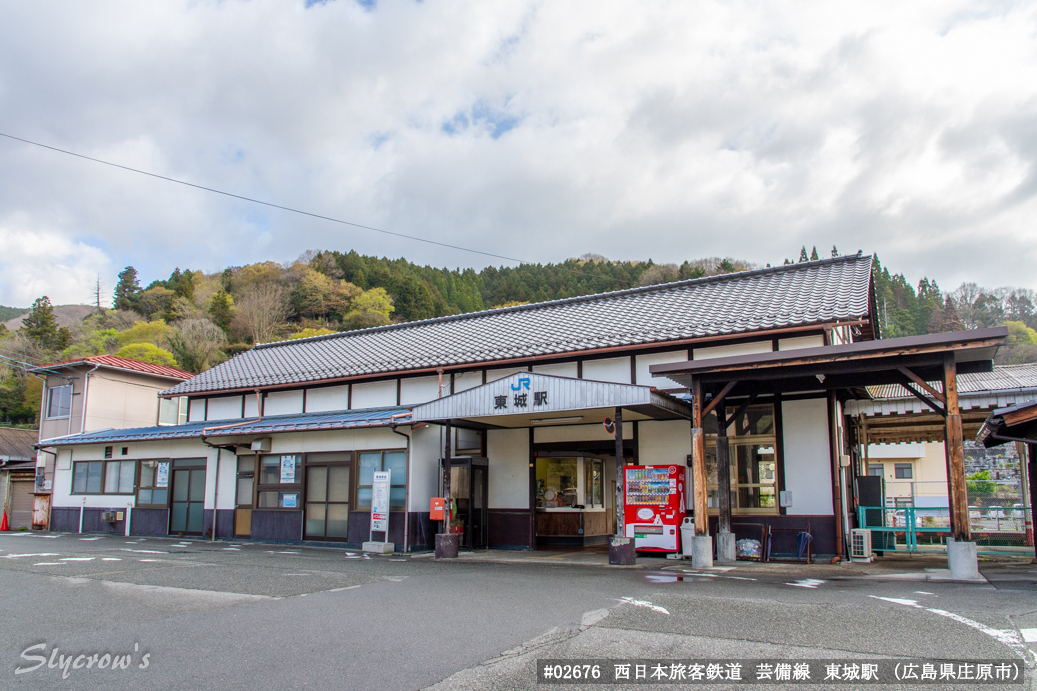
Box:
left=163, top=254, right=874, bottom=396
left=33, top=355, right=191, bottom=380
left=0, top=427, right=37, bottom=459
left=866, top=364, right=1037, bottom=400
left=39, top=407, right=410, bottom=447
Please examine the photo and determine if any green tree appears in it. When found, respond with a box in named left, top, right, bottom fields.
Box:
left=167, top=318, right=227, bottom=373
left=113, top=266, right=142, bottom=312
left=116, top=343, right=178, bottom=366
left=343, top=288, right=395, bottom=330
left=208, top=290, right=234, bottom=332
left=20, top=297, right=72, bottom=353
left=809, top=246, right=819, bottom=261
left=966, top=470, right=996, bottom=498
left=798, top=246, right=809, bottom=262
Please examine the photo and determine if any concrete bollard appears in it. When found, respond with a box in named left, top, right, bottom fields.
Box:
left=716, top=531, right=736, bottom=563
left=947, top=538, right=980, bottom=580
left=692, top=535, right=713, bottom=569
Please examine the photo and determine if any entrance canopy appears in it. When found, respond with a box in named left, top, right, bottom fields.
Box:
left=410, top=372, right=692, bottom=428
left=648, top=328, right=1006, bottom=398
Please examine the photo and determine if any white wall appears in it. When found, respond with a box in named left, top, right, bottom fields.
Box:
left=408, top=424, right=441, bottom=512
left=868, top=443, right=926, bottom=459
left=532, top=362, right=578, bottom=378
left=635, top=351, right=688, bottom=388
left=400, top=376, right=441, bottom=405
left=244, top=393, right=260, bottom=417
left=693, top=341, right=772, bottom=360
left=188, top=398, right=206, bottom=422
left=264, top=390, right=304, bottom=416
left=206, top=395, right=243, bottom=421
left=781, top=398, right=833, bottom=516
left=486, top=367, right=528, bottom=382
left=778, top=335, right=824, bottom=351
left=452, top=371, right=483, bottom=392
left=305, top=385, right=349, bottom=413
left=211, top=448, right=238, bottom=510
left=534, top=422, right=633, bottom=444
left=582, top=357, right=631, bottom=384
left=638, top=420, right=691, bottom=466
left=488, top=428, right=529, bottom=509
left=350, top=380, right=397, bottom=409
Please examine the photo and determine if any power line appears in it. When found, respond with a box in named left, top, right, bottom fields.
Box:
left=0, top=130, right=634, bottom=286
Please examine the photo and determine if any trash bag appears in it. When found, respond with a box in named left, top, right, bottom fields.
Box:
left=736, top=538, right=761, bottom=559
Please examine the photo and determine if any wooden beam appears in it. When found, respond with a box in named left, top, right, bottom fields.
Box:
left=897, top=367, right=945, bottom=404
left=702, top=380, right=737, bottom=418
left=690, top=376, right=708, bottom=536
left=944, top=354, right=970, bottom=542
left=900, top=380, right=947, bottom=417
left=725, top=394, right=759, bottom=432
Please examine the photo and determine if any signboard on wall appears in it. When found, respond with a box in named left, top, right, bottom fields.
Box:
left=280, top=455, right=296, bottom=483
left=155, top=462, right=170, bottom=488
left=370, top=470, right=391, bottom=534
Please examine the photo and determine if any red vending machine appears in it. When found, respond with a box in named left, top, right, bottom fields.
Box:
left=623, top=465, right=685, bottom=552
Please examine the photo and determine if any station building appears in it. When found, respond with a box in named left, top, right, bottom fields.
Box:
left=38, top=253, right=938, bottom=558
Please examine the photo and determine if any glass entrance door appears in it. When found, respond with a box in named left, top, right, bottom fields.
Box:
left=235, top=456, right=254, bottom=537
left=305, top=460, right=351, bottom=540
left=170, top=462, right=206, bottom=534
left=448, top=458, right=488, bottom=549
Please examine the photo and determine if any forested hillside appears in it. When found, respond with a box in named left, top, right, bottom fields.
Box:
left=1, top=245, right=1035, bottom=424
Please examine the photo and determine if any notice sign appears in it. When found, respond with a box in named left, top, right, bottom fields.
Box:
left=280, top=455, right=296, bottom=483
left=155, top=462, right=170, bottom=488
left=371, top=470, right=391, bottom=534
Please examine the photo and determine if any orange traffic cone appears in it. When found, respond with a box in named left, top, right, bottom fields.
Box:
left=0, top=511, right=8, bottom=531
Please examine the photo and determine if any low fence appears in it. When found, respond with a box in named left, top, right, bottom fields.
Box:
left=856, top=505, right=1034, bottom=555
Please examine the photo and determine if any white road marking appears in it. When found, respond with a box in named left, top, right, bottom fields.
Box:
left=871, top=596, right=1035, bottom=662
left=581, top=608, right=611, bottom=628
left=328, top=585, right=362, bottom=592
left=60, top=557, right=94, bottom=562
left=102, top=558, right=121, bottom=561
left=616, top=597, right=671, bottom=615
left=914, top=591, right=935, bottom=595
left=78, top=537, right=102, bottom=541
left=282, top=573, right=310, bottom=576
left=122, top=549, right=167, bottom=554
left=33, top=562, right=64, bottom=566
left=787, top=579, right=826, bottom=589
left=223, top=548, right=240, bottom=551
left=4, top=553, right=59, bottom=559
left=1020, top=628, right=1037, bottom=643
left=139, top=559, right=160, bottom=562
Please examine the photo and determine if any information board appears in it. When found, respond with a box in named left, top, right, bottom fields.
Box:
left=280, top=455, right=296, bottom=483
left=155, top=462, right=170, bottom=488
left=370, top=470, right=391, bottom=535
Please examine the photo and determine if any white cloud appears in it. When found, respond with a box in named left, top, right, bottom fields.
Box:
left=0, top=219, right=112, bottom=306
left=0, top=0, right=1036, bottom=304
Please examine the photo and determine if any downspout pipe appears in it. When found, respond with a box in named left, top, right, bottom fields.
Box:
left=200, top=389, right=264, bottom=542
left=389, top=412, right=413, bottom=554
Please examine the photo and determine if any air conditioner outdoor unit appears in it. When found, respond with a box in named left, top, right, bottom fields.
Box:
left=101, top=511, right=116, bottom=523
left=850, top=528, right=873, bottom=562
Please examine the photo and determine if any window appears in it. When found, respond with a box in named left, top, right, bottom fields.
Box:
left=236, top=457, right=255, bottom=507
left=137, top=460, right=170, bottom=506
left=356, top=451, right=406, bottom=510
left=46, top=385, right=72, bottom=419
left=894, top=463, right=913, bottom=479
left=72, top=461, right=103, bottom=494
left=257, top=454, right=302, bottom=509
left=705, top=404, right=778, bottom=514
left=585, top=458, right=604, bottom=508
left=536, top=457, right=578, bottom=508
left=104, top=460, right=136, bottom=494
left=868, top=464, right=884, bottom=477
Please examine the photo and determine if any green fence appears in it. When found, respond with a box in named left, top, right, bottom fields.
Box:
left=856, top=505, right=1034, bottom=555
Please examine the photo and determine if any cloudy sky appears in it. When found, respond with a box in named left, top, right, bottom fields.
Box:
left=1, top=1, right=1036, bottom=307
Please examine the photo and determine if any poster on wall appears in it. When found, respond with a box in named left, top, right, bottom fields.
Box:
left=370, top=470, right=391, bottom=535
left=282, top=493, right=298, bottom=508
left=280, top=455, right=296, bottom=483
left=155, top=462, right=170, bottom=488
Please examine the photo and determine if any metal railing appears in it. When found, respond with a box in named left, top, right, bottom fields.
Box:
left=856, top=505, right=1034, bottom=554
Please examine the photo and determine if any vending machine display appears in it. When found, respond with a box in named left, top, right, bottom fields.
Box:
left=623, top=465, right=685, bottom=552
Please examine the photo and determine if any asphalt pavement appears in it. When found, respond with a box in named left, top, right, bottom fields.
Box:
left=1, top=531, right=1035, bottom=690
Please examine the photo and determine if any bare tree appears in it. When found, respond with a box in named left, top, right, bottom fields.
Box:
left=233, top=284, right=289, bottom=345
left=167, top=318, right=227, bottom=373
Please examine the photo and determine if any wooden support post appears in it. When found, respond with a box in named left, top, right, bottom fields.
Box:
left=828, top=390, right=845, bottom=559
left=614, top=407, right=625, bottom=537
left=1028, top=444, right=1037, bottom=559
left=443, top=422, right=452, bottom=535
left=716, top=402, right=731, bottom=536
left=691, top=377, right=709, bottom=536
left=943, top=355, right=970, bottom=542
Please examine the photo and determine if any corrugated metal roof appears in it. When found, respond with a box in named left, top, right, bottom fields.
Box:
left=32, top=355, right=191, bottom=380
left=866, top=364, right=1037, bottom=399
left=0, top=427, right=37, bottom=460
left=163, top=254, right=874, bottom=396
left=39, top=407, right=410, bottom=447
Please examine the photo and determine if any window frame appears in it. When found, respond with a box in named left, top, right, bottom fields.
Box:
left=46, top=384, right=73, bottom=420
left=868, top=464, right=884, bottom=477
left=255, top=454, right=303, bottom=510
left=355, top=449, right=408, bottom=511
left=71, top=460, right=104, bottom=494
left=894, top=463, right=913, bottom=479
left=72, top=459, right=137, bottom=495
left=103, top=459, right=137, bottom=495
left=137, top=459, right=172, bottom=507
left=704, top=403, right=779, bottom=516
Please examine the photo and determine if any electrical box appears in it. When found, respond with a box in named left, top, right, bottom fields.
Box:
left=840, top=454, right=851, bottom=467
left=116, top=512, right=124, bottom=521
